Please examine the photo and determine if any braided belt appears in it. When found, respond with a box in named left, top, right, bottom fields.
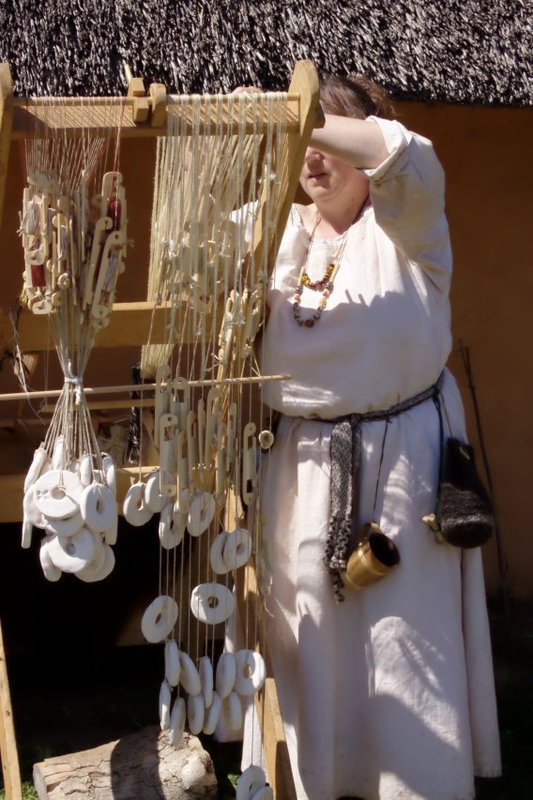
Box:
left=325, top=373, right=443, bottom=601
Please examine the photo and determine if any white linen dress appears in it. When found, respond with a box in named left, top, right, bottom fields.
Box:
left=252, top=117, right=502, bottom=800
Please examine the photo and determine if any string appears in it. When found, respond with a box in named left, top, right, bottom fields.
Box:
left=371, top=419, right=391, bottom=522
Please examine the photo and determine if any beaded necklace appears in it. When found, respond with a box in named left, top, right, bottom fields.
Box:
left=292, top=216, right=349, bottom=328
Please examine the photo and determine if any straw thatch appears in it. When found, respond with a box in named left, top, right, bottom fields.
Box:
left=0, top=0, right=531, bottom=105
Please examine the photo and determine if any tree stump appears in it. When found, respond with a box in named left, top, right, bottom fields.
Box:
left=32, top=725, right=218, bottom=799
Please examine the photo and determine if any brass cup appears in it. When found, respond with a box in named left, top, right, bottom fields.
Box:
left=344, top=525, right=400, bottom=590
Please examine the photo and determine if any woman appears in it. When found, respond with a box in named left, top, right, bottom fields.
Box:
left=249, top=76, right=501, bottom=799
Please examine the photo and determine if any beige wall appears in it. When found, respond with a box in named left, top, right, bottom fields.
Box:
left=394, top=102, right=533, bottom=599
left=1, top=103, right=531, bottom=599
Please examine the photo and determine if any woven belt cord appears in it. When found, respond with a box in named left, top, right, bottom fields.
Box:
left=324, top=374, right=444, bottom=602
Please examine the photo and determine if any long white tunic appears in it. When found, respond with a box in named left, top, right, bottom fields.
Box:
left=253, top=118, right=501, bottom=800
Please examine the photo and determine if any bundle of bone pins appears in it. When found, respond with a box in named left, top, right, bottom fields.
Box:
left=121, top=92, right=289, bottom=763
left=19, top=122, right=127, bottom=583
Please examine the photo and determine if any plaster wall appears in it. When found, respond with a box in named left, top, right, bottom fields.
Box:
left=395, top=102, right=533, bottom=600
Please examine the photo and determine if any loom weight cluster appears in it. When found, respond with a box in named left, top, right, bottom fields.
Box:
left=20, top=170, right=127, bottom=334
left=19, top=170, right=127, bottom=580
left=160, top=648, right=267, bottom=746
left=123, top=373, right=259, bottom=533
left=22, top=433, right=118, bottom=582
left=127, top=371, right=265, bottom=745
left=154, top=635, right=267, bottom=747
left=140, top=594, right=266, bottom=743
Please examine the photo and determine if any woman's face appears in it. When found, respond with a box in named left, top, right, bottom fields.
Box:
left=299, top=148, right=368, bottom=209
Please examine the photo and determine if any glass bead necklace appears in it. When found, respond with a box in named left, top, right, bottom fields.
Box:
left=292, top=215, right=349, bottom=328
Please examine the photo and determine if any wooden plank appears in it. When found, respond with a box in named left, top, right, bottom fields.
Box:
left=0, top=301, right=204, bottom=352
left=0, top=617, right=23, bottom=800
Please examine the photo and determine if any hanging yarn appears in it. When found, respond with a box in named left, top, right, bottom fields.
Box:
left=129, top=87, right=296, bottom=751
left=18, top=95, right=127, bottom=581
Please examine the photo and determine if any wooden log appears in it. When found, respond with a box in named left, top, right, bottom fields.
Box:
left=32, top=725, right=217, bottom=800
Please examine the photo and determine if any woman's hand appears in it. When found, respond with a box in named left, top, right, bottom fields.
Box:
left=231, top=86, right=263, bottom=95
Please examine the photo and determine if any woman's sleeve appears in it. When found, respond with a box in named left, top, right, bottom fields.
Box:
left=362, top=117, right=452, bottom=293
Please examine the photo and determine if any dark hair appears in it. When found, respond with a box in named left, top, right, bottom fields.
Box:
left=319, top=75, right=395, bottom=120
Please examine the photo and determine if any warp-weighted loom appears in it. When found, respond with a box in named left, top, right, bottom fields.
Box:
left=0, top=60, right=321, bottom=799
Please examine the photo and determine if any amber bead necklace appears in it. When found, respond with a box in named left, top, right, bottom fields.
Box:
left=292, top=215, right=350, bottom=328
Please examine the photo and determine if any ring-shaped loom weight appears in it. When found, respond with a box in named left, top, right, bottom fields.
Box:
left=102, top=454, right=117, bottom=496
left=223, top=690, right=243, bottom=731
left=76, top=543, right=115, bottom=583
left=169, top=696, right=186, bottom=747
left=234, top=650, right=267, bottom=696
left=80, top=483, right=117, bottom=534
left=250, top=786, right=274, bottom=800
left=23, top=484, right=46, bottom=529
left=52, top=436, right=66, bottom=471
left=141, top=595, right=179, bottom=644
left=33, top=469, right=83, bottom=520
left=202, top=690, right=222, bottom=735
left=21, top=518, right=33, bottom=549
left=24, top=446, right=50, bottom=493
left=223, top=528, right=252, bottom=571
left=178, top=650, right=201, bottom=696
left=165, top=639, right=181, bottom=687
left=187, top=491, right=216, bottom=537
left=159, top=436, right=178, bottom=500
left=47, top=528, right=97, bottom=573
left=236, top=765, right=267, bottom=800
left=159, top=679, right=172, bottom=731
left=103, top=514, right=118, bottom=546
left=39, top=537, right=62, bottom=582
left=45, top=506, right=84, bottom=538
left=210, top=532, right=229, bottom=575
left=190, top=582, right=235, bottom=626
left=187, top=692, right=205, bottom=736
left=78, top=453, right=93, bottom=487
left=216, top=652, right=236, bottom=699
left=123, top=482, right=153, bottom=527
left=158, top=501, right=186, bottom=550
left=199, top=656, right=214, bottom=708
left=145, top=471, right=169, bottom=513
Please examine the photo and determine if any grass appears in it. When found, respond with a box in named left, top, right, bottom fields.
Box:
left=1, top=597, right=531, bottom=799
left=0, top=784, right=38, bottom=800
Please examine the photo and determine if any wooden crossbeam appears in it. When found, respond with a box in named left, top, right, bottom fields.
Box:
left=10, top=93, right=302, bottom=139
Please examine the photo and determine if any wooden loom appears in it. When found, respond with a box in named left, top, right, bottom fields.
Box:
left=0, top=61, right=321, bottom=798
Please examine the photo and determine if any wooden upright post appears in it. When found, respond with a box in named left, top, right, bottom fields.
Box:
left=0, top=618, right=22, bottom=800
left=0, top=62, right=21, bottom=800
left=0, top=64, right=13, bottom=232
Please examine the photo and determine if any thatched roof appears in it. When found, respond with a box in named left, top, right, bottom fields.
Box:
left=1, top=0, right=531, bottom=106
